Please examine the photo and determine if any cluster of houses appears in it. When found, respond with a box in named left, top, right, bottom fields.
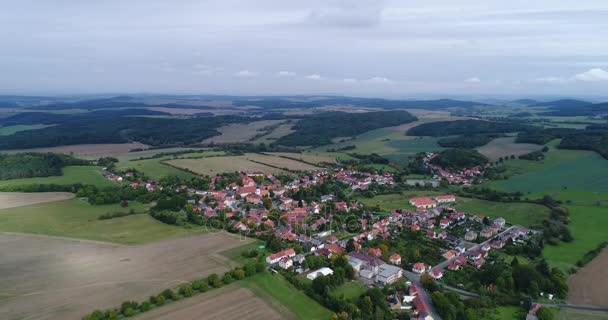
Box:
left=422, top=153, right=490, bottom=186
left=102, top=169, right=162, bottom=192
left=334, top=170, right=394, bottom=191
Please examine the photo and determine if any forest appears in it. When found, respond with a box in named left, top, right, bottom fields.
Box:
left=274, top=110, right=417, bottom=147
left=407, top=120, right=535, bottom=137
left=0, top=153, right=91, bottom=180
left=0, top=110, right=250, bottom=149
left=437, top=134, right=502, bottom=148
left=429, top=148, right=489, bottom=170
left=516, top=127, right=608, bottom=159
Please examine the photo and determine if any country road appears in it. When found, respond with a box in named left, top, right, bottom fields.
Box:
left=404, top=271, right=442, bottom=320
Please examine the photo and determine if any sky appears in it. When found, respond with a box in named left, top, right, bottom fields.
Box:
left=1, top=0, right=608, bottom=99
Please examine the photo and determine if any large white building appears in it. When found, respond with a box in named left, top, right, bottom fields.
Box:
left=306, top=267, right=334, bottom=281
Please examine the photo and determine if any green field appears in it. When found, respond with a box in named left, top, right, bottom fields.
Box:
left=330, top=281, right=367, bottom=301
left=490, top=149, right=608, bottom=194
left=0, top=166, right=115, bottom=188
left=0, top=199, right=208, bottom=244
left=557, top=309, right=608, bottom=320
left=543, top=205, right=608, bottom=270
left=493, top=306, right=521, bottom=320
left=359, top=192, right=550, bottom=227
left=117, top=158, right=196, bottom=180
left=239, top=273, right=332, bottom=320
left=455, top=198, right=550, bottom=227
left=0, top=124, right=54, bottom=135
left=116, top=151, right=226, bottom=180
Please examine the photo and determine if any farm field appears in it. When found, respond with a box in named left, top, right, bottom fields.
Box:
left=251, top=122, right=296, bottom=144
left=168, top=156, right=287, bottom=175
left=114, top=147, right=209, bottom=162
left=140, top=287, right=287, bottom=320
left=359, top=192, right=550, bottom=227
left=493, top=306, right=521, bottom=320
left=476, top=136, right=542, bottom=161
left=0, top=124, right=54, bottom=135
left=243, top=153, right=323, bottom=171
left=489, top=149, right=608, bottom=194
left=202, top=120, right=285, bottom=144
left=0, top=142, right=148, bottom=159
left=117, top=158, right=195, bottom=180
left=265, top=151, right=349, bottom=164
left=0, top=232, right=250, bottom=320
left=543, top=205, right=608, bottom=271
left=0, top=192, right=74, bottom=209
left=0, top=199, right=209, bottom=244
left=167, top=153, right=326, bottom=175
left=568, top=248, right=608, bottom=307
left=0, top=166, right=115, bottom=188
left=455, top=198, right=550, bottom=227
left=238, top=273, right=332, bottom=320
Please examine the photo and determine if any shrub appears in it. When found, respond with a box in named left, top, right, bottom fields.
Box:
left=179, top=284, right=194, bottom=297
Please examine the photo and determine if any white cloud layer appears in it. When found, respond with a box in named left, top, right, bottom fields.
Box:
left=574, top=68, right=608, bottom=82
left=1, top=0, right=608, bottom=96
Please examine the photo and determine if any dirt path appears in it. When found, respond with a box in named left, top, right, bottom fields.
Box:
left=569, top=249, right=608, bottom=307
left=0, top=232, right=252, bottom=320
left=0, top=192, right=75, bottom=210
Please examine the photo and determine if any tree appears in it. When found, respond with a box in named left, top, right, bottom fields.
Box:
left=233, top=269, right=246, bottom=280
left=421, top=274, right=439, bottom=292
left=536, top=307, right=554, bottom=320
left=263, top=197, right=272, bottom=209
left=207, top=274, right=222, bottom=288
left=179, top=284, right=194, bottom=297
left=358, top=296, right=374, bottom=316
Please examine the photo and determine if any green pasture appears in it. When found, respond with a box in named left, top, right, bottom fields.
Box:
left=0, top=166, right=115, bottom=188
left=0, top=199, right=208, bottom=244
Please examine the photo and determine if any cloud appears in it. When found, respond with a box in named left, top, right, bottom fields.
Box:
left=306, top=74, right=322, bottom=80
left=276, top=71, right=296, bottom=77
left=306, top=2, right=384, bottom=28
left=159, top=62, right=176, bottom=73
left=366, top=76, right=392, bottom=84
left=464, top=77, right=481, bottom=83
left=343, top=78, right=358, bottom=83
left=233, top=70, right=258, bottom=78
left=536, top=76, right=568, bottom=83
left=574, top=68, right=608, bottom=82
left=192, top=64, right=222, bottom=76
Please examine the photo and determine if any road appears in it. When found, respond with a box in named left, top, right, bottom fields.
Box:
left=404, top=270, right=443, bottom=320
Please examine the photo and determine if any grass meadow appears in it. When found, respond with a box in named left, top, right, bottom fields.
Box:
left=0, top=199, right=209, bottom=244
left=0, top=166, right=115, bottom=188
left=239, top=273, right=332, bottom=320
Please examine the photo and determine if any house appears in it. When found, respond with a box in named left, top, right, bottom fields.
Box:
left=293, top=254, right=306, bottom=265
left=439, top=218, right=450, bottom=229
left=409, top=197, right=437, bottom=209
left=429, top=269, right=443, bottom=280
left=412, top=262, right=427, bottom=274
left=447, top=263, right=460, bottom=271
left=237, top=186, right=257, bottom=197
left=377, top=264, right=403, bottom=285
left=246, top=193, right=262, bottom=204
left=410, top=225, right=421, bottom=232
left=266, top=248, right=296, bottom=264
left=435, top=194, right=456, bottom=203
left=278, top=257, right=293, bottom=269
left=464, top=231, right=478, bottom=241
left=494, top=217, right=506, bottom=228
left=368, top=248, right=382, bottom=257
left=389, top=253, right=402, bottom=265
left=442, top=250, right=456, bottom=260
left=306, top=267, right=334, bottom=281
left=480, top=228, right=493, bottom=238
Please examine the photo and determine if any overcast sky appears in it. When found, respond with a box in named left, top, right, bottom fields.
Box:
left=1, top=0, right=608, bottom=98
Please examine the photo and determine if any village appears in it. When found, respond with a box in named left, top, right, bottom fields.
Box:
left=101, top=165, right=543, bottom=320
